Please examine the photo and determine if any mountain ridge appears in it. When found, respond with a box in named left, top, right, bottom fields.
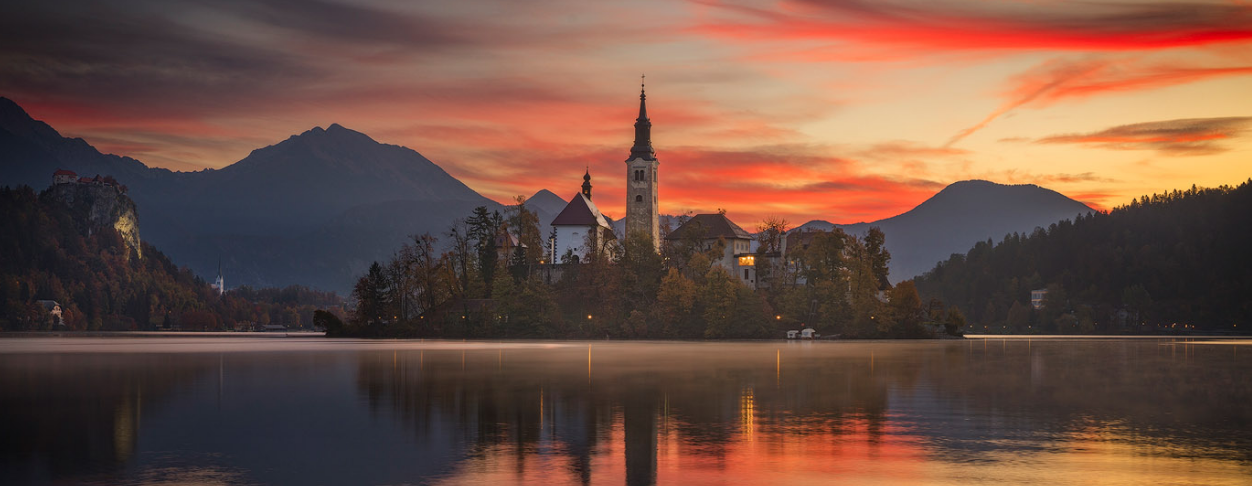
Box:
left=0, top=98, right=500, bottom=293
left=796, top=179, right=1093, bottom=283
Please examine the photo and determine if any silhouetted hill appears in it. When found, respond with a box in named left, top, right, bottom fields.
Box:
left=914, top=181, right=1252, bottom=332
left=527, top=189, right=568, bottom=217
left=0, top=185, right=342, bottom=331
left=797, top=180, right=1093, bottom=282
left=0, top=97, right=499, bottom=293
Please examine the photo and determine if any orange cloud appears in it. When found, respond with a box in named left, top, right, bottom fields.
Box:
left=946, top=58, right=1252, bottom=146
left=1035, top=117, right=1252, bottom=155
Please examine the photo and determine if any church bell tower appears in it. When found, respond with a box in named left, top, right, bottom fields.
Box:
left=625, top=77, right=660, bottom=251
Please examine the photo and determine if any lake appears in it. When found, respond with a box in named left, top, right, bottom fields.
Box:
left=0, top=336, right=1249, bottom=485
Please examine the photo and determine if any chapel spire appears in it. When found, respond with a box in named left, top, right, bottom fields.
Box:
left=582, top=168, right=592, bottom=199
left=629, top=75, right=655, bottom=161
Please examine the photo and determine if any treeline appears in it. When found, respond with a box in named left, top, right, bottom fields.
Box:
left=0, top=186, right=342, bottom=331
left=913, top=180, right=1252, bottom=334
left=334, top=201, right=963, bottom=339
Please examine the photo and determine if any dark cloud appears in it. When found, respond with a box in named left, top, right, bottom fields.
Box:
left=0, top=0, right=325, bottom=116
left=204, top=0, right=469, bottom=48
left=1035, top=117, right=1252, bottom=155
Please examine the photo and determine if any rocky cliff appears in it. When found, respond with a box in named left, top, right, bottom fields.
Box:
left=44, top=183, right=142, bottom=259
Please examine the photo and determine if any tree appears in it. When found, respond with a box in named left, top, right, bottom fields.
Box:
left=755, top=216, right=790, bottom=294
left=1006, top=301, right=1030, bottom=333
left=1122, top=284, right=1152, bottom=329
left=656, top=268, right=697, bottom=337
left=755, top=216, right=789, bottom=254
left=466, top=206, right=503, bottom=298
left=315, top=309, right=346, bottom=336
left=353, top=261, right=393, bottom=331
left=885, top=281, right=925, bottom=338
left=914, top=180, right=1252, bottom=334
left=402, top=233, right=447, bottom=319
left=446, top=219, right=473, bottom=299
left=944, top=306, right=966, bottom=336
left=620, top=230, right=664, bottom=316
left=864, top=227, right=892, bottom=290
left=698, top=267, right=768, bottom=339
left=508, top=195, right=543, bottom=265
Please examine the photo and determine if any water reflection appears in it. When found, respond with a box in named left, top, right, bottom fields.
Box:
left=0, top=339, right=1249, bottom=485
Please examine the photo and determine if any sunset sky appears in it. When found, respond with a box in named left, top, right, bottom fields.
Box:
left=2, top=0, right=1250, bottom=225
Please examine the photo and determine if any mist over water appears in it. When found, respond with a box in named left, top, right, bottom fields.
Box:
left=1, top=337, right=1249, bottom=485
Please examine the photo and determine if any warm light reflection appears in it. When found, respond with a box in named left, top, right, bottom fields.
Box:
left=5, top=339, right=1250, bottom=485
left=739, top=386, right=755, bottom=441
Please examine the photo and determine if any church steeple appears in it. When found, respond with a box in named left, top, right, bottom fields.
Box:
left=625, top=76, right=661, bottom=252
left=629, top=76, right=655, bottom=161
left=582, top=168, right=593, bottom=199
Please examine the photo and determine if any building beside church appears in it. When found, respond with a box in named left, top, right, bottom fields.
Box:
left=625, top=81, right=660, bottom=251
left=665, top=213, right=758, bottom=288
left=549, top=170, right=617, bottom=263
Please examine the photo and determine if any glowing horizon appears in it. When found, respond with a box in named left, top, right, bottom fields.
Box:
left=2, top=0, right=1250, bottom=227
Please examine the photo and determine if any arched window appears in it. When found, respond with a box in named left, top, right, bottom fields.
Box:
left=635, top=195, right=643, bottom=202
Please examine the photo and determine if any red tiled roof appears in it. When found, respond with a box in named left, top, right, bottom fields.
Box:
left=550, top=193, right=613, bottom=230
left=664, top=213, right=753, bottom=241
left=54, top=169, right=77, bottom=176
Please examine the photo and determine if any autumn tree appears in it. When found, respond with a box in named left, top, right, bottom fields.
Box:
left=656, top=268, right=697, bottom=337
left=466, top=206, right=503, bottom=297
left=884, top=281, right=925, bottom=338
left=864, top=227, right=892, bottom=290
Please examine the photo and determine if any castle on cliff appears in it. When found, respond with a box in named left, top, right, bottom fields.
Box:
left=53, top=169, right=128, bottom=194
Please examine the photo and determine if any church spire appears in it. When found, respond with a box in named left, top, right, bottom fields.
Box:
left=629, top=75, right=655, bottom=161
left=582, top=168, right=592, bottom=200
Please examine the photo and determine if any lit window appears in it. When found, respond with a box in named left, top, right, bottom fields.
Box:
left=738, top=255, right=755, bottom=266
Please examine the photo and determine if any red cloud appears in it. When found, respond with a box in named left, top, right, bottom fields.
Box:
left=469, top=143, right=944, bottom=227
left=691, top=0, right=1252, bottom=54
left=946, top=58, right=1252, bottom=146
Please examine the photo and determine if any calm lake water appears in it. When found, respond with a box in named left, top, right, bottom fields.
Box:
left=1, top=336, right=1249, bottom=485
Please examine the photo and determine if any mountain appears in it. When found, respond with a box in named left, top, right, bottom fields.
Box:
left=527, top=189, right=569, bottom=217
left=913, top=181, right=1252, bottom=332
left=526, top=188, right=571, bottom=242
left=0, top=98, right=499, bottom=293
left=0, top=185, right=342, bottom=331
left=798, top=180, right=1094, bottom=283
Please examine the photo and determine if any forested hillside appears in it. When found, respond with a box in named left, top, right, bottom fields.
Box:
left=913, top=180, right=1252, bottom=333
left=0, top=186, right=340, bottom=331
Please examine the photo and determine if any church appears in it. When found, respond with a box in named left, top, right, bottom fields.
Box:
left=549, top=80, right=661, bottom=261
left=545, top=80, right=758, bottom=288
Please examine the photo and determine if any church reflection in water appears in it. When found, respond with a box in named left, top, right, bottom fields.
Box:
left=350, top=341, right=1252, bottom=485
left=3, top=340, right=1250, bottom=485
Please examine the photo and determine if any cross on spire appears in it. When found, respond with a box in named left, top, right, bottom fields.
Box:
left=630, top=75, right=655, bottom=161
